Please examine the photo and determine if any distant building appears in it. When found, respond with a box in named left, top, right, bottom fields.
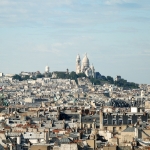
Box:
left=115, top=75, right=121, bottom=81
left=76, top=53, right=95, bottom=78
left=5, top=74, right=14, bottom=77
left=45, top=65, right=49, bottom=73
left=95, top=72, right=101, bottom=79
left=0, top=73, right=3, bottom=77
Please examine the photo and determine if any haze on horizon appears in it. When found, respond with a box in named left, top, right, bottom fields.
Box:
left=0, top=0, right=150, bottom=84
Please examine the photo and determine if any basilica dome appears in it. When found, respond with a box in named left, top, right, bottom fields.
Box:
left=82, top=54, right=89, bottom=67
left=76, top=53, right=95, bottom=78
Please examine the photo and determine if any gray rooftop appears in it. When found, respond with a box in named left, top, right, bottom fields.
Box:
left=122, top=127, right=135, bottom=132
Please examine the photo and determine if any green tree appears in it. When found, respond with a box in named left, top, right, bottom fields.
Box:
left=77, top=73, right=86, bottom=78
left=56, top=72, right=66, bottom=79
left=13, top=74, right=22, bottom=81
left=107, top=76, right=114, bottom=84
left=70, top=71, right=77, bottom=79
left=36, top=74, right=44, bottom=78
left=101, top=75, right=107, bottom=81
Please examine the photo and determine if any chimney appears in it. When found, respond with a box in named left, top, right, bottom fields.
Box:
left=135, top=127, right=138, bottom=138
left=100, top=110, right=103, bottom=130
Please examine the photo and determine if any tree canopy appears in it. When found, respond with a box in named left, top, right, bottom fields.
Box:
left=12, top=72, right=139, bottom=89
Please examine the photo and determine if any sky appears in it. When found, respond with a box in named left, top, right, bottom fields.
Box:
left=0, top=0, right=150, bottom=84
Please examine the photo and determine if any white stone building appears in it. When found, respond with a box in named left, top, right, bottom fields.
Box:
left=76, top=54, right=95, bottom=78
left=45, top=65, right=50, bottom=73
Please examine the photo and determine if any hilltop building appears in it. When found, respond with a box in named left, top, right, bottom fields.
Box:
left=45, top=65, right=49, bottom=73
left=76, top=54, right=95, bottom=78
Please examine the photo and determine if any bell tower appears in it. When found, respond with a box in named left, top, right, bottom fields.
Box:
left=76, top=54, right=81, bottom=74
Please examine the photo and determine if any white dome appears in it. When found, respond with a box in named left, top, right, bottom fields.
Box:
left=82, top=54, right=89, bottom=66
left=45, top=66, right=49, bottom=73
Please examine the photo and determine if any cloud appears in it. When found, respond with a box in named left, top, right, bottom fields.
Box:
left=105, top=0, right=136, bottom=5
left=0, top=0, right=73, bottom=6
left=0, top=0, right=145, bottom=28
left=0, top=0, right=75, bottom=27
left=140, top=50, right=150, bottom=56
left=30, top=42, right=73, bottom=56
left=121, top=27, right=139, bottom=33
left=105, top=0, right=124, bottom=5
left=104, top=0, right=141, bottom=10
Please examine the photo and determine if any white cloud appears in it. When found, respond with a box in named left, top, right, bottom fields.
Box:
left=0, top=0, right=74, bottom=24
left=0, top=0, right=73, bottom=6
left=30, top=42, right=73, bottom=56
left=105, top=0, right=136, bottom=5
left=105, top=0, right=123, bottom=5
left=141, top=50, right=150, bottom=56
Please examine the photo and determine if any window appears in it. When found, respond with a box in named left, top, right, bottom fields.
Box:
left=128, top=115, right=132, bottom=119
left=113, top=116, right=116, bottom=119
left=119, top=120, right=122, bottom=125
left=113, top=120, right=116, bottom=125
left=128, top=120, right=132, bottom=124
left=119, top=116, right=123, bottom=119
left=90, top=124, right=92, bottom=128
left=104, top=119, right=107, bottom=124
left=104, top=115, right=107, bottom=119
left=84, top=124, right=87, bottom=128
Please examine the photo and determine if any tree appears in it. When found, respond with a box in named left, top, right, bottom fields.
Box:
left=107, top=76, right=114, bottom=84
left=77, top=73, right=86, bottom=78
left=115, top=79, right=139, bottom=89
left=36, top=74, right=44, bottom=78
left=13, top=74, right=22, bottom=81
left=90, top=78, right=101, bottom=85
left=70, top=71, right=77, bottom=80
left=101, top=76, right=107, bottom=81
left=55, top=72, right=66, bottom=79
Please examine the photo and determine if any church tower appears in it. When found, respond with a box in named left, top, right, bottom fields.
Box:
left=91, top=64, right=95, bottom=78
left=45, top=65, right=49, bottom=73
left=76, top=54, right=81, bottom=74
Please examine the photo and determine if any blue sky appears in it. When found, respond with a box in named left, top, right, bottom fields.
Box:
left=0, top=0, right=150, bottom=84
